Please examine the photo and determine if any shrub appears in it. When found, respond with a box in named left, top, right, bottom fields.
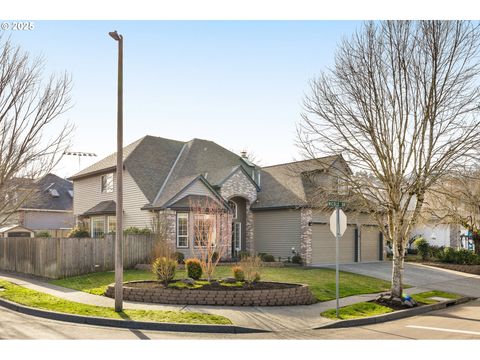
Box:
left=152, top=257, right=177, bottom=286
left=438, top=247, right=480, bottom=265
left=260, top=253, right=275, bottom=262
left=210, top=251, right=219, bottom=263
left=232, top=266, right=245, bottom=281
left=240, top=255, right=262, bottom=283
left=414, top=237, right=430, bottom=260
left=123, top=227, right=152, bottom=235
left=253, top=272, right=261, bottom=282
left=172, top=251, right=185, bottom=264
left=291, top=254, right=303, bottom=265
left=67, top=226, right=90, bottom=238
left=237, top=251, right=250, bottom=260
left=429, top=245, right=444, bottom=259
left=35, top=231, right=51, bottom=238
left=185, top=258, right=203, bottom=280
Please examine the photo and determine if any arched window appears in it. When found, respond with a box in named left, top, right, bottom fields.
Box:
left=228, top=200, right=237, bottom=219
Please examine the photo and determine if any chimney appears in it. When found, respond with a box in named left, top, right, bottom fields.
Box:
left=240, top=150, right=248, bottom=159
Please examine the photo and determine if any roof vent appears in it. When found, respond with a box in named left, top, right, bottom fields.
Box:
left=68, top=190, right=74, bottom=198
left=240, top=150, right=248, bottom=159
left=49, top=188, right=60, bottom=197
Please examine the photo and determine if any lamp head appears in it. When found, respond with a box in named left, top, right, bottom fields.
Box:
left=109, top=31, right=121, bottom=41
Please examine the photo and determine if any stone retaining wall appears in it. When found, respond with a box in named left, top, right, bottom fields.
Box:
left=105, top=281, right=316, bottom=306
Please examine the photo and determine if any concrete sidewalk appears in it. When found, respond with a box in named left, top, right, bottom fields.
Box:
left=0, top=270, right=431, bottom=332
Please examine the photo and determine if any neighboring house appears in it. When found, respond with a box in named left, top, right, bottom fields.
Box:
left=70, top=135, right=383, bottom=265
left=410, top=222, right=464, bottom=248
left=0, top=224, right=34, bottom=238
left=4, top=173, right=74, bottom=233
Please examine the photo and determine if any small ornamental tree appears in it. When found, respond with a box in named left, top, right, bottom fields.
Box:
left=190, top=196, right=231, bottom=281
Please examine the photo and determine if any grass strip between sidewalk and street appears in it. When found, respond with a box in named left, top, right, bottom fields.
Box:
left=0, top=280, right=231, bottom=325
left=50, top=266, right=393, bottom=301
left=321, top=301, right=393, bottom=320
left=320, top=290, right=462, bottom=320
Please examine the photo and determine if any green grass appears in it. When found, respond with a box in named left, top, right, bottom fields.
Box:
left=0, top=280, right=231, bottom=325
left=411, top=290, right=461, bottom=305
left=50, top=265, right=392, bottom=302
left=321, top=301, right=393, bottom=320
left=320, top=290, right=462, bottom=320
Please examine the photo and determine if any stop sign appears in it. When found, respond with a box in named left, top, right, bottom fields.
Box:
left=330, top=209, right=347, bottom=237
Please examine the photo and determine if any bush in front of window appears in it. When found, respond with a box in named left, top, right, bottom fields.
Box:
left=152, top=257, right=177, bottom=286
left=68, top=226, right=90, bottom=238
left=185, top=258, right=203, bottom=280
left=123, top=227, right=152, bottom=235
left=172, top=251, right=185, bottom=264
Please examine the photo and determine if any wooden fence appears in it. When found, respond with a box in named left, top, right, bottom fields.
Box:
left=0, top=234, right=155, bottom=279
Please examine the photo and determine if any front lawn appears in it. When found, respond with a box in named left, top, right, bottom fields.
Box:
left=0, top=280, right=230, bottom=325
left=51, top=265, right=392, bottom=302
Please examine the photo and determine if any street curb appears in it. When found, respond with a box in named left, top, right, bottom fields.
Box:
left=0, top=298, right=269, bottom=334
left=315, top=296, right=476, bottom=329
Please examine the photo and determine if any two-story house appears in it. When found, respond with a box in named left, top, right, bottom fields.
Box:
left=70, top=135, right=382, bottom=265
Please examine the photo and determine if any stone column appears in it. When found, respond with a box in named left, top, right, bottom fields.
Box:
left=300, top=208, right=312, bottom=265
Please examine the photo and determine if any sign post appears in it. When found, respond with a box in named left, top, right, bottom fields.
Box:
left=329, top=201, right=347, bottom=318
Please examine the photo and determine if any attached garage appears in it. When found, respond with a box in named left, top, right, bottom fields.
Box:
left=254, top=209, right=301, bottom=259
left=360, top=225, right=381, bottom=262
left=311, top=223, right=357, bottom=265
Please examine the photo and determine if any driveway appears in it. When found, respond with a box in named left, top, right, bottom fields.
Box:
left=324, top=261, right=480, bottom=298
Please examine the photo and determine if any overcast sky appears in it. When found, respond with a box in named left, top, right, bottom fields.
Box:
left=7, top=20, right=363, bottom=177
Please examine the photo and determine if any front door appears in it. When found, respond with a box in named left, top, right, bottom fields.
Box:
left=232, top=222, right=242, bottom=257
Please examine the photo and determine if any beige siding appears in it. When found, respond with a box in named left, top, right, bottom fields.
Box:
left=170, top=179, right=219, bottom=204
left=254, top=209, right=301, bottom=259
left=73, top=170, right=153, bottom=229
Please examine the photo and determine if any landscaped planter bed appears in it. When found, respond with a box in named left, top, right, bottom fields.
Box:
left=105, top=280, right=316, bottom=306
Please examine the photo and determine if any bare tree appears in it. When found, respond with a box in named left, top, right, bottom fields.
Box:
left=298, top=21, right=480, bottom=300
left=0, top=37, right=72, bottom=226
left=190, top=196, right=231, bottom=281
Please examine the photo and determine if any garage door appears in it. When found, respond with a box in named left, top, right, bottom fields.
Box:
left=311, top=224, right=356, bottom=264
left=361, top=226, right=380, bottom=262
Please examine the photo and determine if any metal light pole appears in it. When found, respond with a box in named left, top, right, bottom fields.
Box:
left=335, top=204, right=340, bottom=318
left=109, top=30, right=123, bottom=312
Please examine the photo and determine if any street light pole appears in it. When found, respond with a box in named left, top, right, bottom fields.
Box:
left=109, top=30, right=123, bottom=312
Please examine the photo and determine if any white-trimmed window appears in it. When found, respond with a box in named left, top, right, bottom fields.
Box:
left=194, top=214, right=216, bottom=247
left=107, top=216, right=116, bottom=234
left=176, top=212, right=189, bottom=248
left=101, top=173, right=114, bottom=193
left=91, top=216, right=105, bottom=238
left=228, top=200, right=238, bottom=219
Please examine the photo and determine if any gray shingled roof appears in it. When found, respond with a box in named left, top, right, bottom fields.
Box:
left=70, top=136, right=258, bottom=208
left=20, top=173, right=73, bottom=211
left=82, top=200, right=116, bottom=216
left=252, top=156, right=341, bottom=209
left=70, top=137, right=145, bottom=179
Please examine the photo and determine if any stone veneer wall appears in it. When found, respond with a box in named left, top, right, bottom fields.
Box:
left=219, top=169, right=258, bottom=253
left=105, top=281, right=316, bottom=306
left=449, top=223, right=461, bottom=248
left=300, top=208, right=313, bottom=265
